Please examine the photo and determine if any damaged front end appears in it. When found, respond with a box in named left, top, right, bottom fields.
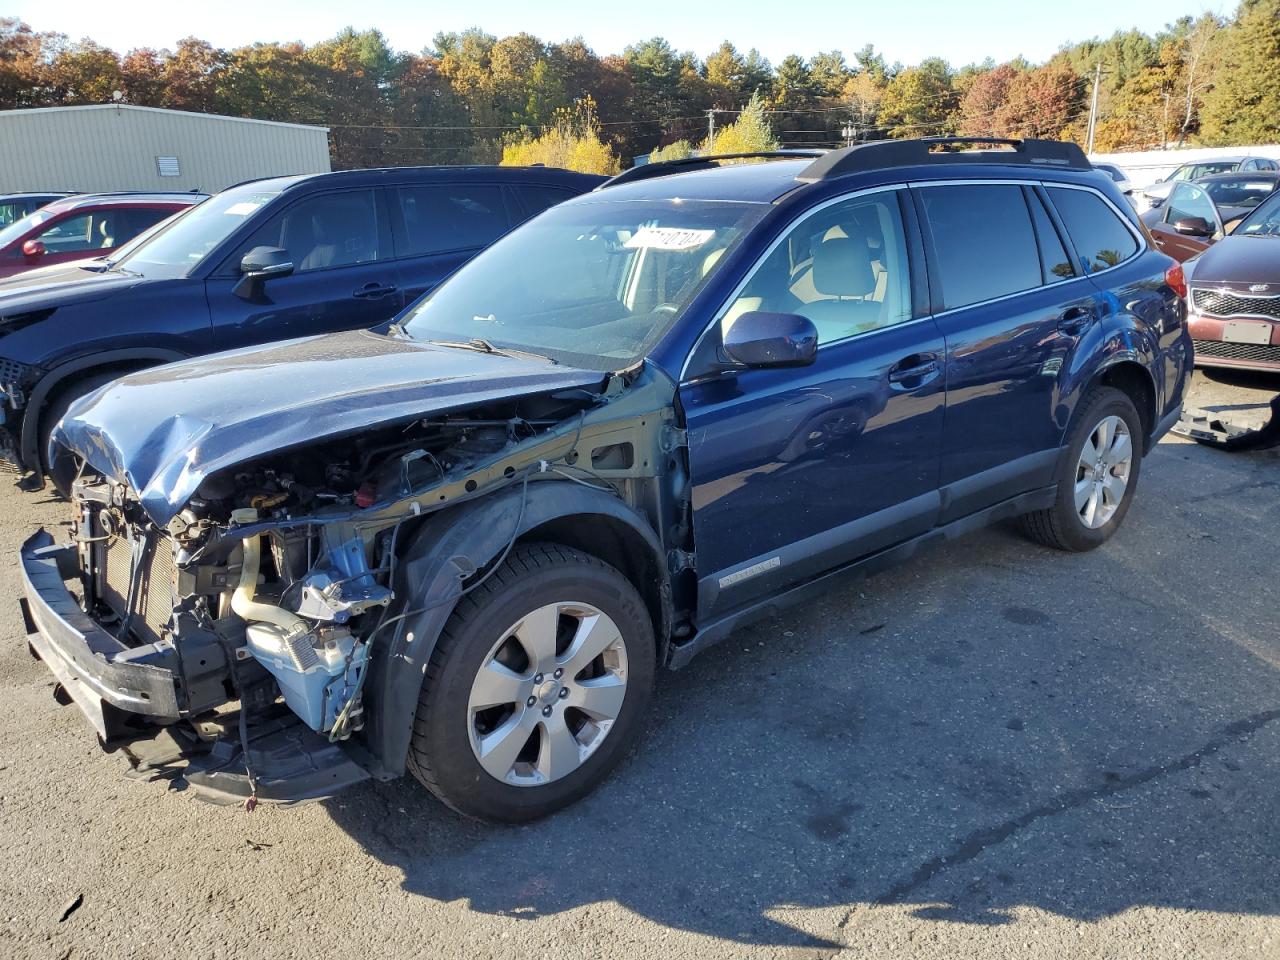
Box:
left=21, top=349, right=686, bottom=804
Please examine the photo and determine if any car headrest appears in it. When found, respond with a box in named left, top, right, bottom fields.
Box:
left=811, top=237, right=876, bottom=298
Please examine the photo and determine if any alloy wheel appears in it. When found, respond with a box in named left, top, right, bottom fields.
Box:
left=1074, top=414, right=1133, bottom=529
left=467, top=602, right=629, bottom=786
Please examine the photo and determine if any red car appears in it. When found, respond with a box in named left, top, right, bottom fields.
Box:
left=0, top=193, right=203, bottom=279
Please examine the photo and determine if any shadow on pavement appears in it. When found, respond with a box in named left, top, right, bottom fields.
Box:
left=325, top=511, right=1280, bottom=950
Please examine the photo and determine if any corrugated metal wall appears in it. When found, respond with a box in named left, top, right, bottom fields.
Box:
left=0, top=105, right=331, bottom=193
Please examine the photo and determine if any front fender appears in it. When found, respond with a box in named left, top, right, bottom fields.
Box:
left=361, top=478, right=669, bottom=778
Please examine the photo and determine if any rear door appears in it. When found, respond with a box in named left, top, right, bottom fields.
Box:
left=917, top=181, right=1101, bottom=520
left=680, top=187, right=946, bottom=618
left=204, top=187, right=402, bottom=350
left=386, top=181, right=515, bottom=307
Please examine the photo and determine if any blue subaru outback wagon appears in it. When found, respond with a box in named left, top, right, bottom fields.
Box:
left=21, top=139, right=1191, bottom=822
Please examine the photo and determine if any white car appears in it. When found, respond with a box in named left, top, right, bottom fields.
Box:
left=1141, top=156, right=1279, bottom=209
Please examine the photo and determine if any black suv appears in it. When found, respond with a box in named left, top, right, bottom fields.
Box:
left=0, top=166, right=603, bottom=487
left=20, top=139, right=1190, bottom=822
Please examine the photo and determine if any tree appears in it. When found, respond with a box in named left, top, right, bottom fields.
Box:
left=162, top=38, right=225, bottom=113
left=119, top=48, right=167, bottom=106
left=1001, top=63, right=1084, bottom=138
left=879, top=58, right=955, bottom=137
left=0, top=18, right=55, bottom=108
left=1173, top=14, right=1221, bottom=144
left=957, top=63, right=1017, bottom=135
left=843, top=69, right=887, bottom=140
left=1200, top=0, right=1280, bottom=146
left=809, top=50, right=850, bottom=99
left=501, top=97, right=620, bottom=174
left=704, top=90, right=779, bottom=153
left=46, top=40, right=122, bottom=104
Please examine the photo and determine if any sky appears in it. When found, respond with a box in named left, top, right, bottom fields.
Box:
left=9, top=0, right=1236, bottom=67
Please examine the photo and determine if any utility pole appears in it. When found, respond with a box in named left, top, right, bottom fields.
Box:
left=1085, top=62, right=1102, bottom=156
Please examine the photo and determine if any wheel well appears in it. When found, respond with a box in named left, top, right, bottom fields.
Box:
left=1097, top=362, right=1156, bottom=451
left=518, top=515, right=671, bottom=658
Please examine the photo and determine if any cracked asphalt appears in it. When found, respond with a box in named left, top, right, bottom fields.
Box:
left=0, top=371, right=1277, bottom=960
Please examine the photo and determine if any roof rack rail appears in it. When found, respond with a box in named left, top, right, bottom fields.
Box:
left=797, top=137, right=1091, bottom=182
left=599, top=149, right=828, bottom=189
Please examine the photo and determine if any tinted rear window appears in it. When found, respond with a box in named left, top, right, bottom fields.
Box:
left=395, top=184, right=510, bottom=257
left=513, top=185, right=579, bottom=222
left=1047, top=187, right=1140, bottom=273
left=919, top=184, right=1042, bottom=310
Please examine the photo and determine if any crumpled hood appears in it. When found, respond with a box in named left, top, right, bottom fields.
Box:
left=55, top=329, right=606, bottom=525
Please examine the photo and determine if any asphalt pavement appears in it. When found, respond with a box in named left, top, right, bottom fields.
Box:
left=0, top=371, right=1277, bottom=960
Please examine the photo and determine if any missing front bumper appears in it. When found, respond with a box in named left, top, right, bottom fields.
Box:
left=20, top=529, right=181, bottom=739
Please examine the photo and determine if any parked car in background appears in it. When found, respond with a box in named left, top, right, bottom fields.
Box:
left=20, top=139, right=1190, bottom=822
left=0, top=193, right=202, bottom=280
left=1141, top=156, right=1279, bottom=209
left=0, top=193, right=73, bottom=227
left=1142, top=171, right=1280, bottom=261
left=0, top=166, right=603, bottom=488
left=1185, top=186, right=1280, bottom=372
left=1093, top=162, right=1135, bottom=200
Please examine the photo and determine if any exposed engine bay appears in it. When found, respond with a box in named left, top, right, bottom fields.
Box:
left=53, top=367, right=688, bottom=800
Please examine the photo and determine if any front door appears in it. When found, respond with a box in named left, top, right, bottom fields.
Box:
left=679, top=188, right=945, bottom=620
left=1149, top=181, right=1219, bottom=261
left=205, top=187, right=404, bottom=351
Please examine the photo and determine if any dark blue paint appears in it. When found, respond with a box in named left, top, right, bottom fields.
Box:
left=0, top=167, right=603, bottom=473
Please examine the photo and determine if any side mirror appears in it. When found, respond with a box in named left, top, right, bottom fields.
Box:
left=21, top=239, right=45, bottom=261
left=1173, top=216, right=1213, bottom=238
left=722, top=311, right=818, bottom=368
left=234, top=245, right=293, bottom=299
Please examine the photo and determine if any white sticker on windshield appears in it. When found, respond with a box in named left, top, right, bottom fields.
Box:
left=224, top=201, right=264, bottom=216
left=625, top=226, right=715, bottom=251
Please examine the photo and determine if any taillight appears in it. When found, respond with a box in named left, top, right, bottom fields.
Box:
left=1165, top=262, right=1187, bottom=299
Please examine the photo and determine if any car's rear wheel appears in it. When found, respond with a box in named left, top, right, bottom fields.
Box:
left=407, top=542, right=655, bottom=822
left=1019, top=386, right=1143, bottom=552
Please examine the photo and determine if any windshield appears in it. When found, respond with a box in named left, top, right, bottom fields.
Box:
left=400, top=198, right=769, bottom=370
left=114, top=187, right=280, bottom=279
left=1203, top=178, right=1277, bottom=211
left=1236, top=191, right=1280, bottom=237
left=1172, top=161, right=1239, bottom=182
left=0, top=207, right=58, bottom=249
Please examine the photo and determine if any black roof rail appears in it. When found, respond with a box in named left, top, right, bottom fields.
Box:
left=599, top=150, right=828, bottom=189
left=797, top=137, right=1091, bottom=182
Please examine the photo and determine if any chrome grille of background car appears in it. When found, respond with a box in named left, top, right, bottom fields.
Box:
left=91, top=512, right=177, bottom=647
left=1192, top=339, right=1280, bottom=364
left=1191, top=288, right=1280, bottom=321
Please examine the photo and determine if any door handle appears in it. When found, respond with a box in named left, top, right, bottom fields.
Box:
left=354, top=282, right=398, bottom=299
left=1057, top=305, right=1095, bottom=336
left=887, top=354, right=940, bottom=386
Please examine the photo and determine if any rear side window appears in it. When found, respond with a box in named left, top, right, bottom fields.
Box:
left=513, top=185, right=578, bottom=223
left=919, top=184, right=1042, bottom=310
left=1047, top=187, right=1140, bottom=273
left=1027, top=191, right=1074, bottom=283
left=394, top=184, right=510, bottom=257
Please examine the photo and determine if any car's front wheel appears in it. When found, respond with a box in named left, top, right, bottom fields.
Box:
left=407, top=542, right=655, bottom=822
left=1019, top=386, right=1144, bottom=552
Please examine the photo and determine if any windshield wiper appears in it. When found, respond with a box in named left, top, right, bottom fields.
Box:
left=431, top=338, right=558, bottom=365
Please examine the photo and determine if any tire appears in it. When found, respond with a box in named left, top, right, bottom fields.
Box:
left=1019, top=386, right=1144, bottom=552
left=40, top=369, right=134, bottom=497
left=407, top=542, right=655, bottom=822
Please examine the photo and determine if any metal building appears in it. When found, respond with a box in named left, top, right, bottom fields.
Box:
left=0, top=105, right=330, bottom=193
